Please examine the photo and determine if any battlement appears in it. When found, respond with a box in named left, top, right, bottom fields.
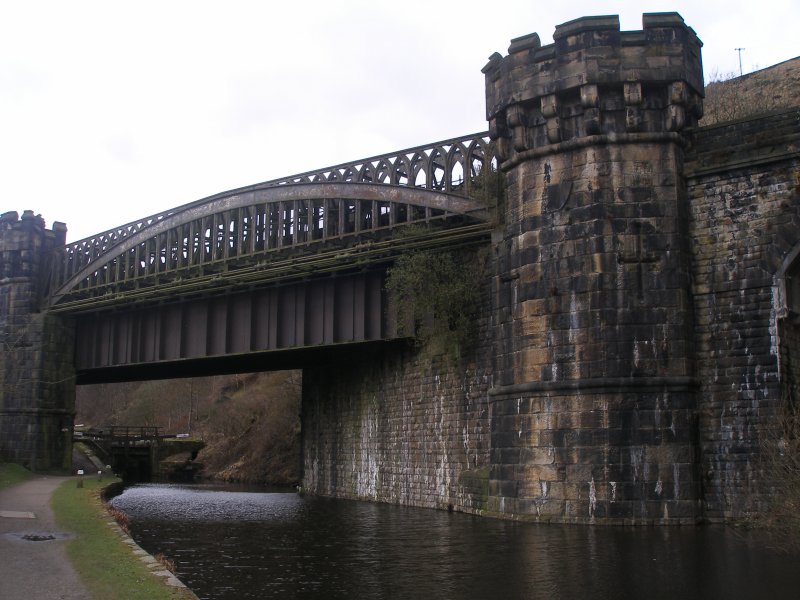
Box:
left=0, top=211, right=66, bottom=294
left=483, top=12, right=704, bottom=163
left=0, top=210, right=67, bottom=245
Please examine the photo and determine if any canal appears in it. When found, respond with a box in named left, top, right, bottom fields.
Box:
left=111, top=483, right=799, bottom=599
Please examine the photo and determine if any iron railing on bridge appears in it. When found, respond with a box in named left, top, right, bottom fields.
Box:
left=105, top=426, right=164, bottom=442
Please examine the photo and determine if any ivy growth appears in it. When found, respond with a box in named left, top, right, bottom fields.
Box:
left=386, top=245, right=487, bottom=355
left=386, top=149, right=503, bottom=356
left=468, top=143, right=505, bottom=223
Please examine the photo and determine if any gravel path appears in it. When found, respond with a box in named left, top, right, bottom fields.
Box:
left=0, top=475, right=91, bottom=600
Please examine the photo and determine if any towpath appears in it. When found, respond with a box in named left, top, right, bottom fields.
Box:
left=0, top=475, right=90, bottom=600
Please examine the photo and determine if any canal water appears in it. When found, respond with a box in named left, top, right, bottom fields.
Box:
left=111, top=483, right=800, bottom=600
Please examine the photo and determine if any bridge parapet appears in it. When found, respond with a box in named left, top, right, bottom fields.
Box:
left=51, top=133, right=495, bottom=310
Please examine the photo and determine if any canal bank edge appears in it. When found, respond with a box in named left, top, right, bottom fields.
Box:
left=98, top=482, right=199, bottom=599
left=73, top=442, right=199, bottom=596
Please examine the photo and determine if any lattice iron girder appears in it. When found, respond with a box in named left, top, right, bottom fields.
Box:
left=49, top=182, right=491, bottom=309
left=51, top=224, right=491, bottom=314
left=60, top=132, right=492, bottom=269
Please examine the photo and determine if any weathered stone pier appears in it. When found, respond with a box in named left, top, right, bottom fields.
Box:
left=483, top=13, right=704, bottom=522
left=0, top=211, right=74, bottom=470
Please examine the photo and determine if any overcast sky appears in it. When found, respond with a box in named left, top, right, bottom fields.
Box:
left=1, top=0, right=797, bottom=242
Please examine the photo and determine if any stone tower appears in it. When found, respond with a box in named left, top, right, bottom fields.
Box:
left=483, top=13, right=704, bottom=522
left=0, top=211, right=75, bottom=471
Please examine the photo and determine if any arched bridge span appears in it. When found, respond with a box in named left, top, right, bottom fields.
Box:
left=54, top=134, right=497, bottom=382
left=49, top=133, right=495, bottom=312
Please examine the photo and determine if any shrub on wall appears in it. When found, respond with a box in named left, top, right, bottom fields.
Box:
left=385, top=158, right=502, bottom=356
left=386, top=244, right=486, bottom=354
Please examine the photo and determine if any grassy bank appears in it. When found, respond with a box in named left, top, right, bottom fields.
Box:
left=0, top=463, right=33, bottom=490
left=51, top=477, right=196, bottom=600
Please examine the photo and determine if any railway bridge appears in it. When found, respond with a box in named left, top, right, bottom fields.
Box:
left=2, top=12, right=800, bottom=524
left=49, top=133, right=495, bottom=382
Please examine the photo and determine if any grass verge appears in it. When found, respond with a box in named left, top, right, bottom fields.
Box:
left=0, top=463, right=33, bottom=490
left=51, top=477, right=196, bottom=600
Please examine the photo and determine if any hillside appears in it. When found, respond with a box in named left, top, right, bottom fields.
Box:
left=702, top=56, right=800, bottom=126
left=75, top=370, right=302, bottom=485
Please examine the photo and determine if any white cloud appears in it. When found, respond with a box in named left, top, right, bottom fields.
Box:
left=0, top=0, right=797, bottom=241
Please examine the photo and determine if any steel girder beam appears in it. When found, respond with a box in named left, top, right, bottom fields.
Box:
left=74, top=270, right=395, bottom=374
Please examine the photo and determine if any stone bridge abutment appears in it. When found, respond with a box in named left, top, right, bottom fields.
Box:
left=0, top=211, right=75, bottom=470
left=481, top=13, right=704, bottom=523
left=299, top=14, right=800, bottom=523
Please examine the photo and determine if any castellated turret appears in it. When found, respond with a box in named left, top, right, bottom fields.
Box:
left=484, top=14, right=705, bottom=523
left=0, top=210, right=73, bottom=471
left=483, top=13, right=704, bottom=164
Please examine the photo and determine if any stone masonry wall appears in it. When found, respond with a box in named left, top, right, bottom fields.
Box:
left=302, top=341, right=494, bottom=513
left=0, top=211, right=75, bottom=471
left=302, top=247, right=496, bottom=513
left=686, top=109, right=800, bottom=519
left=486, top=140, right=701, bottom=523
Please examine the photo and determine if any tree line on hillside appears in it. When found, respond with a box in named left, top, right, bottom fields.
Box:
left=75, top=371, right=302, bottom=486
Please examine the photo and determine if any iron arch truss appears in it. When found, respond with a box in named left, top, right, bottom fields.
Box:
left=49, top=133, right=495, bottom=311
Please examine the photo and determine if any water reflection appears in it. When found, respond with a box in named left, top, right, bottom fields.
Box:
left=113, top=483, right=304, bottom=522
left=112, top=484, right=800, bottom=600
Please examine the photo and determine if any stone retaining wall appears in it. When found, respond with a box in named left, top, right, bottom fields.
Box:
left=686, top=109, right=800, bottom=519
left=302, top=348, right=494, bottom=512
